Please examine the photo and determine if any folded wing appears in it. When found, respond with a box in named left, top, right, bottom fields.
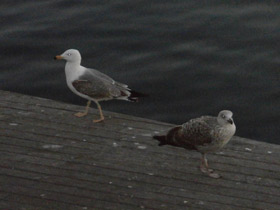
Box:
left=72, top=70, right=131, bottom=101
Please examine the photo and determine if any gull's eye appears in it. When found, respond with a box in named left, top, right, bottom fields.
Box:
left=221, top=114, right=225, bottom=118
left=67, top=53, right=71, bottom=56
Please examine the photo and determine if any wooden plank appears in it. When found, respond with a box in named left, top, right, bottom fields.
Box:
left=1, top=153, right=280, bottom=206
left=0, top=134, right=280, bottom=199
left=0, top=90, right=172, bottom=127
left=1, top=99, right=280, bottom=159
left=0, top=141, right=277, bottom=207
left=1, top=90, right=280, bottom=209
left=1, top=128, right=280, bottom=181
left=0, top=173, right=206, bottom=210
left=1, top=112, right=280, bottom=171
left=1, top=191, right=96, bottom=210
left=0, top=131, right=277, bottom=189
left=0, top=139, right=280, bottom=210
left=0, top=198, right=47, bottom=210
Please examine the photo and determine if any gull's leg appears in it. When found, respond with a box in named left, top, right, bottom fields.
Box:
left=200, top=153, right=208, bottom=173
left=74, top=100, right=91, bottom=117
left=93, top=101, right=104, bottom=123
left=204, top=157, right=213, bottom=172
left=200, top=154, right=220, bottom=179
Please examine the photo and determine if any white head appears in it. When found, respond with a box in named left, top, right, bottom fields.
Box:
left=54, top=49, right=81, bottom=64
left=217, top=110, right=234, bottom=126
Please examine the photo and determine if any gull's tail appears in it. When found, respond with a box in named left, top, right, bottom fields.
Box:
left=153, top=135, right=167, bottom=146
left=117, top=89, right=146, bottom=102
left=153, top=126, right=183, bottom=147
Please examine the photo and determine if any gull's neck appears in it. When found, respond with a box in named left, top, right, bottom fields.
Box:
left=65, top=60, right=81, bottom=72
left=64, top=60, right=85, bottom=83
left=220, top=122, right=236, bottom=138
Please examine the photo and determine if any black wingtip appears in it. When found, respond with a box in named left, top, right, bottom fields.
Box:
left=128, top=90, right=148, bottom=102
left=130, top=90, right=148, bottom=97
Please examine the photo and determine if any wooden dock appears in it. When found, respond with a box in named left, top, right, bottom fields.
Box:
left=0, top=90, right=280, bottom=210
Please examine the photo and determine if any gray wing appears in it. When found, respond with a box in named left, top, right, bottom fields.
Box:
left=86, top=68, right=129, bottom=88
left=72, top=71, right=129, bottom=100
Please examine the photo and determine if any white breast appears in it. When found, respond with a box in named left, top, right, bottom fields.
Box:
left=64, top=63, right=91, bottom=100
left=65, top=63, right=85, bottom=83
left=219, top=123, right=236, bottom=147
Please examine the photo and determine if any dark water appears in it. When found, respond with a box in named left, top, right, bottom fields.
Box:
left=1, top=1, right=280, bottom=144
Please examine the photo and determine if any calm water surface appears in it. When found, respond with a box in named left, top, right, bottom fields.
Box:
left=1, top=1, right=280, bottom=144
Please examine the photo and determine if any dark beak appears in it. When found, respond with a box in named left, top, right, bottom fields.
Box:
left=227, top=119, right=233, bottom=124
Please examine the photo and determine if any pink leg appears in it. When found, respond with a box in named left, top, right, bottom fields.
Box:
left=200, top=154, right=221, bottom=179
left=74, top=100, right=91, bottom=117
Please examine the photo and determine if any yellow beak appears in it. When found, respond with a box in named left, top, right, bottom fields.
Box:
left=54, top=55, right=63, bottom=60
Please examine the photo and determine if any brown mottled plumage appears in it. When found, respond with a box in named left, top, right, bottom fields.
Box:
left=154, top=110, right=236, bottom=178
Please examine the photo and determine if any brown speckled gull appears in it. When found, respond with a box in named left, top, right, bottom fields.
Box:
left=153, top=110, right=236, bottom=178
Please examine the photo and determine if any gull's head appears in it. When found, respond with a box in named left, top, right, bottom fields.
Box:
left=54, top=49, right=81, bottom=64
left=217, top=110, right=234, bottom=126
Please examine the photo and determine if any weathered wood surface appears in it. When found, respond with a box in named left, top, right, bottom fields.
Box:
left=0, top=90, right=280, bottom=210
